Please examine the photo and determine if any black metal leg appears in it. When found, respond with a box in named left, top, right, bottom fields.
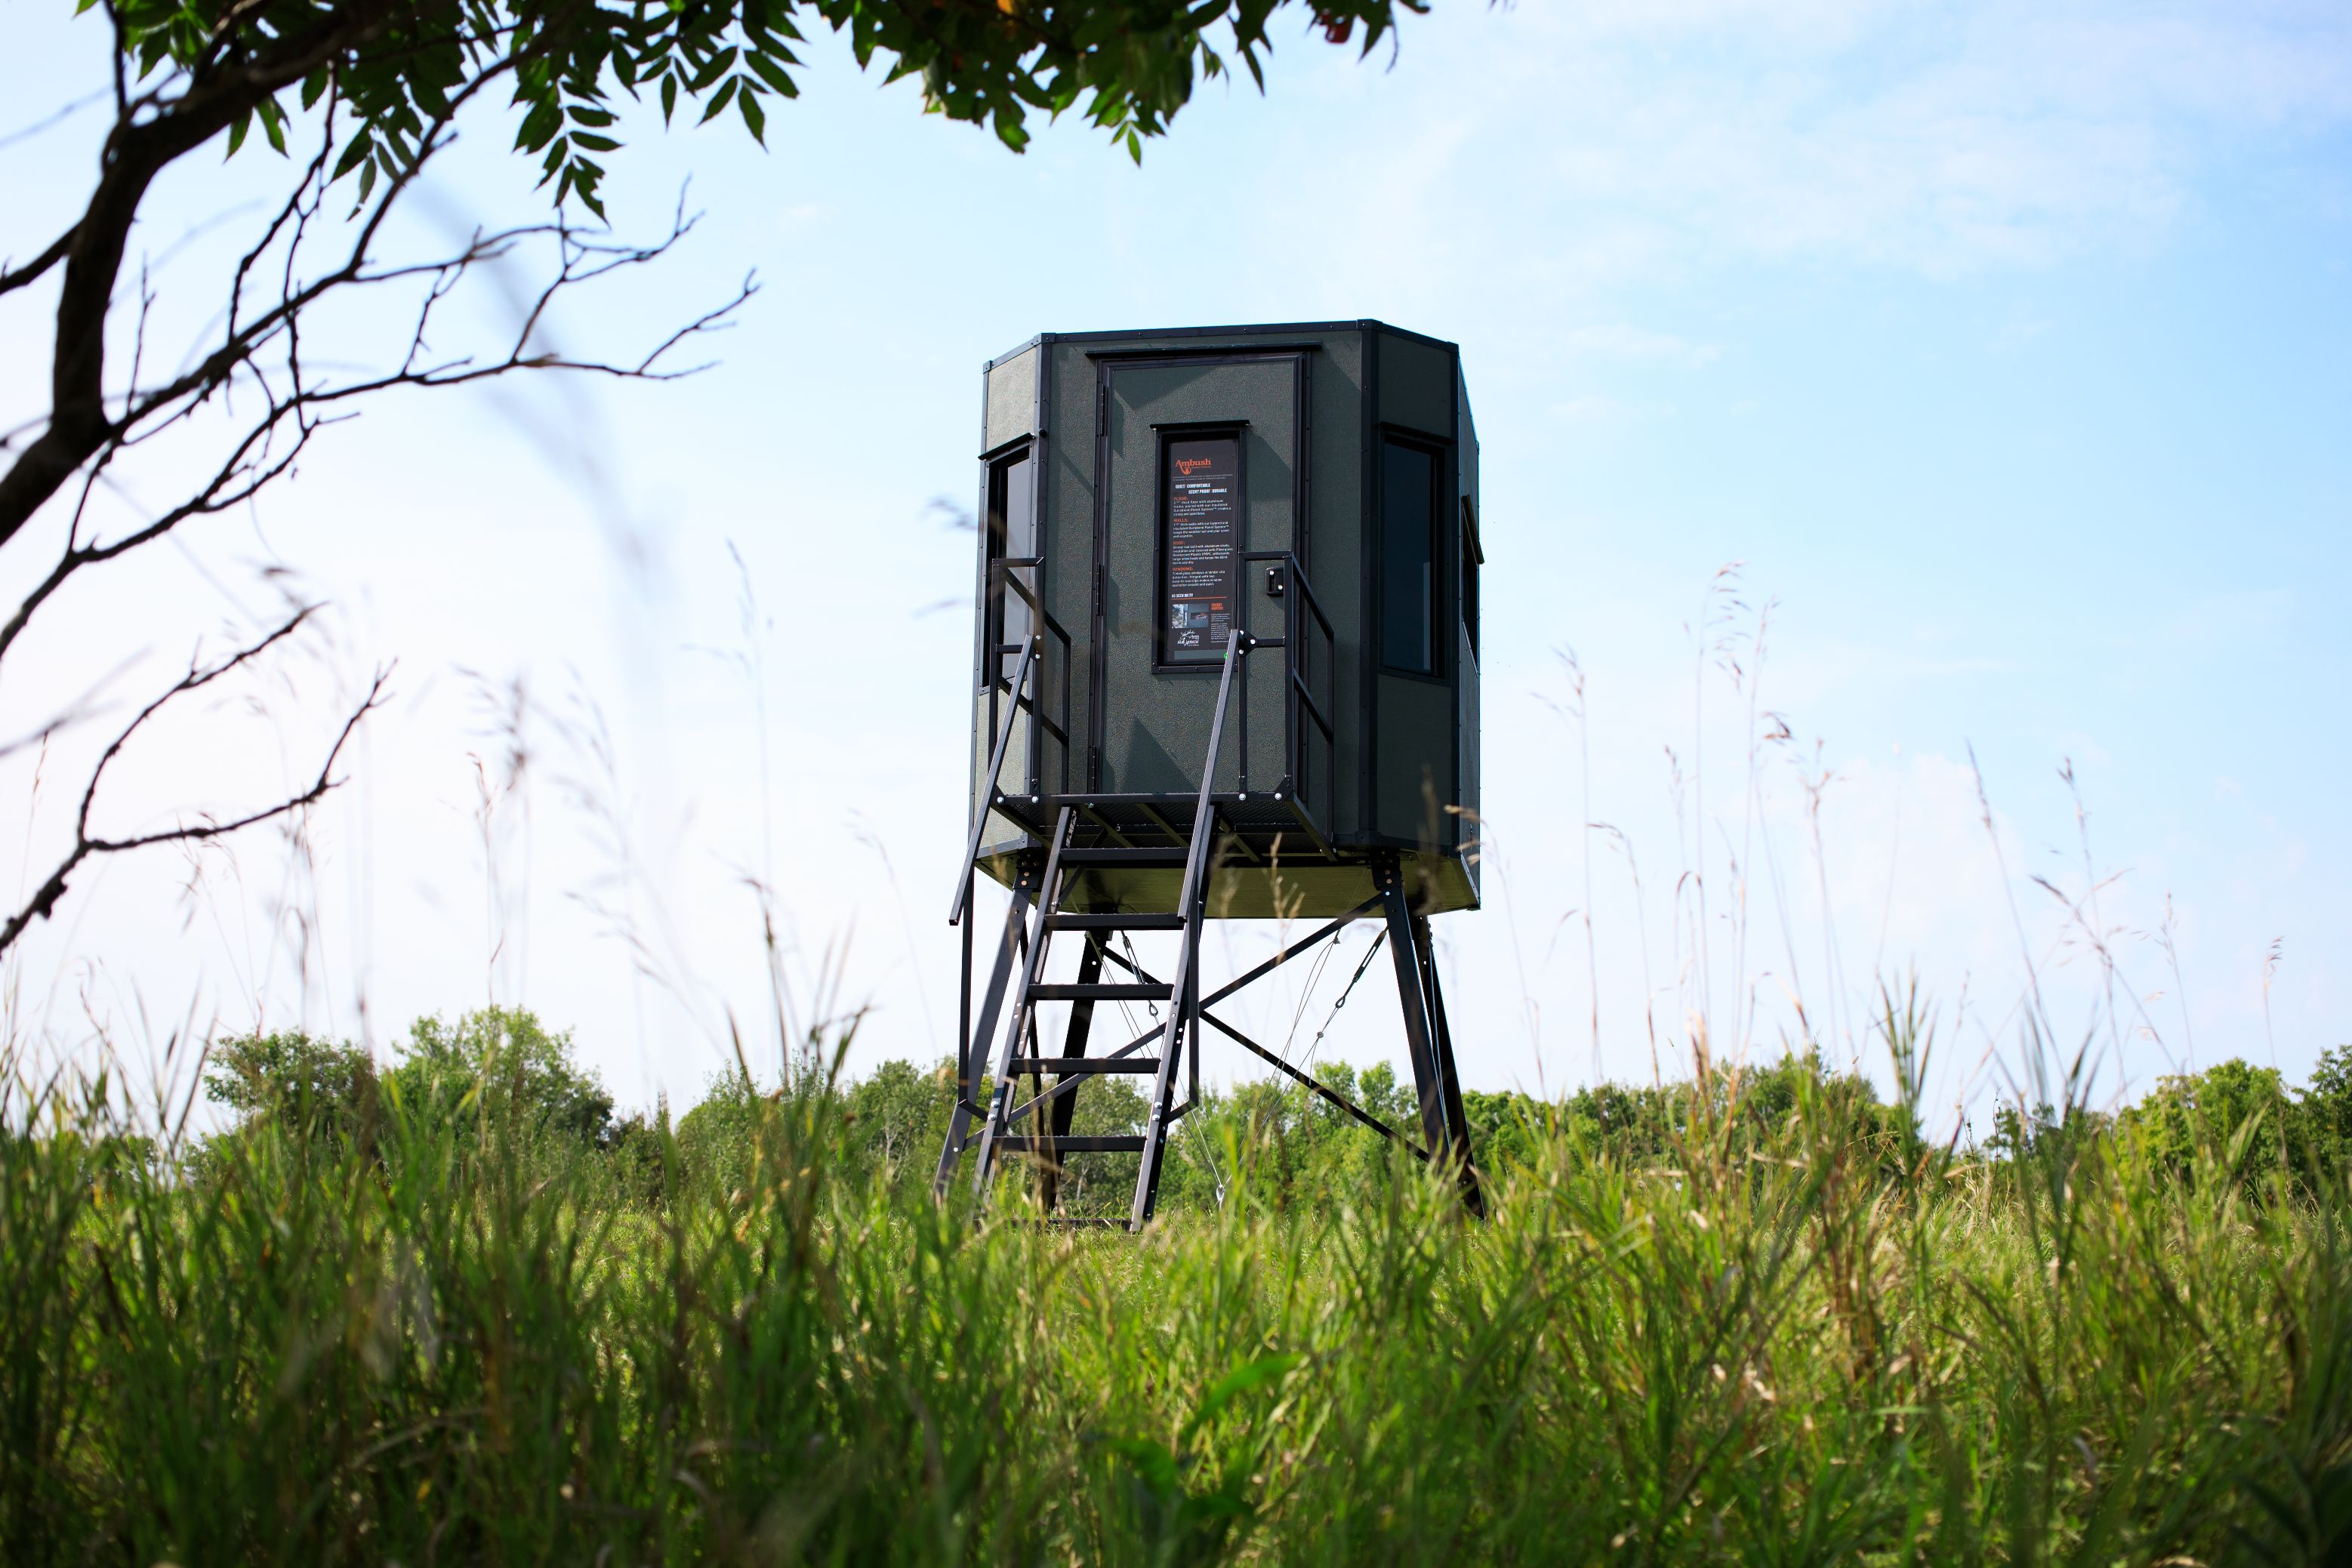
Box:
left=934, top=862, right=1034, bottom=1200
left=1413, top=911, right=1484, bottom=1218
left=1380, top=873, right=1451, bottom=1161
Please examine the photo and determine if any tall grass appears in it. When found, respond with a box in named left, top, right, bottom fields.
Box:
left=6, top=1010, right=2351, bottom=1566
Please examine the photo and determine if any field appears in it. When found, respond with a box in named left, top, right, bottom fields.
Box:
left=6, top=1003, right=2351, bottom=1566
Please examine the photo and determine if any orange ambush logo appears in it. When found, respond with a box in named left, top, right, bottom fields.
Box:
left=1174, top=456, right=1219, bottom=476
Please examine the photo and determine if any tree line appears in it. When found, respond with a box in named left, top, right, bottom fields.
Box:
left=194, top=1006, right=2352, bottom=1213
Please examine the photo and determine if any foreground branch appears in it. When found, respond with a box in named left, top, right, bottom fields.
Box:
left=0, top=609, right=388, bottom=958
left=0, top=155, right=752, bottom=673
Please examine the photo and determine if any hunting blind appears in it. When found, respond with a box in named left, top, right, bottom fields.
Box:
left=937, top=321, right=1486, bottom=1226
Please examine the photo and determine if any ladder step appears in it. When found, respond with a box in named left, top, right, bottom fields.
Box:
left=1007, top=1057, right=1163, bottom=1075
left=1060, top=846, right=1191, bottom=867
left=994, top=1136, right=1148, bottom=1154
left=1045, top=912, right=1185, bottom=932
left=1030, top=983, right=1171, bottom=1002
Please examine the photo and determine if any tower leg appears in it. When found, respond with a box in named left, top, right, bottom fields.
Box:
left=1379, top=861, right=1482, bottom=1216
left=1413, top=911, right=1484, bottom=1218
left=934, top=860, right=1035, bottom=1200
left=1380, top=876, right=1452, bottom=1161
left=1039, top=933, right=1106, bottom=1211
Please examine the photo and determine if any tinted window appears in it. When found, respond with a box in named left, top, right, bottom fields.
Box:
left=1381, top=440, right=1438, bottom=675
left=1460, top=498, right=1479, bottom=662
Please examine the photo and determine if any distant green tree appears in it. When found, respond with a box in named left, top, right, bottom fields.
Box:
left=207, top=1008, right=617, bottom=1163
left=206, top=1029, right=379, bottom=1144
left=2117, top=1058, right=2298, bottom=1196
left=675, top=1056, right=956, bottom=1200
left=2105, top=1052, right=2352, bottom=1197
left=674, top=1071, right=761, bottom=1192
left=1464, top=1088, right=1549, bottom=1173
left=599, top=1101, right=676, bottom=1203
left=845, top=1059, right=950, bottom=1178
left=2301, top=1046, right=2352, bottom=1179
left=384, top=1007, right=616, bottom=1148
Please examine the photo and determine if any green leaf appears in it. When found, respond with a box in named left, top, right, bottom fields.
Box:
left=744, top=51, right=799, bottom=99
left=698, top=76, right=738, bottom=124
left=331, top=133, right=374, bottom=182
left=515, top=100, right=563, bottom=152
left=571, top=161, right=609, bottom=220
left=227, top=111, right=251, bottom=157
left=738, top=84, right=766, bottom=143
left=249, top=95, right=290, bottom=156
left=688, top=46, right=738, bottom=92
left=414, top=72, right=454, bottom=121
left=300, top=69, right=329, bottom=112
left=660, top=72, right=679, bottom=123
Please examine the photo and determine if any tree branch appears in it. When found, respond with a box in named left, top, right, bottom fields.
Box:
left=0, top=0, right=436, bottom=550
left=0, top=186, right=751, bottom=675
left=0, top=609, right=389, bottom=957
left=0, top=225, right=80, bottom=300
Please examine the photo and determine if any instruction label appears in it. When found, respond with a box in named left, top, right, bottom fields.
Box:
left=1163, top=436, right=1241, bottom=663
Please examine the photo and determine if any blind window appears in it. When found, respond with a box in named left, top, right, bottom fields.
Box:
left=1380, top=439, right=1440, bottom=676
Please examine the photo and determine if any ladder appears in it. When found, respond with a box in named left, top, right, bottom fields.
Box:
left=936, top=633, right=1244, bottom=1229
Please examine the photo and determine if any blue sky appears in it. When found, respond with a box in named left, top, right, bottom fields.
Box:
left=2, top=0, right=2347, bottom=1130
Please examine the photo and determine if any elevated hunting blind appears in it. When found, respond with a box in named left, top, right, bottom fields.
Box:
left=937, top=321, right=1486, bottom=1227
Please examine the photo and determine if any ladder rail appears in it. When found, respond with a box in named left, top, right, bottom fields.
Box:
left=932, top=863, right=1036, bottom=1200
left=1128, top=629, right=1246, bottom=1231
left=972, top=807, right=1077, bottom=1199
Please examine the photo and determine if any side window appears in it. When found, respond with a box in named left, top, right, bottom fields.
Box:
left=1460, top=497, right=1481, bottom=664
left=984, top=447, right=1034, bottom=685
left=1379, top=438, right=1441, bottom=676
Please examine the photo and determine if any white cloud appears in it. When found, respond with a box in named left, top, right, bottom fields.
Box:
left=1361, top=0, right=2352, bottom=277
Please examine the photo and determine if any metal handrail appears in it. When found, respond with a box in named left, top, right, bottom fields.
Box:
left=1239, top=549, right=1336, bottom=830
left=967, top=551, right=1333, bottom=833
left=950, top=638, right=1035, bottom=926
left=1130, top=627, right=1242, bottom=1230
left=985, top=557, right=1072, bottom=796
